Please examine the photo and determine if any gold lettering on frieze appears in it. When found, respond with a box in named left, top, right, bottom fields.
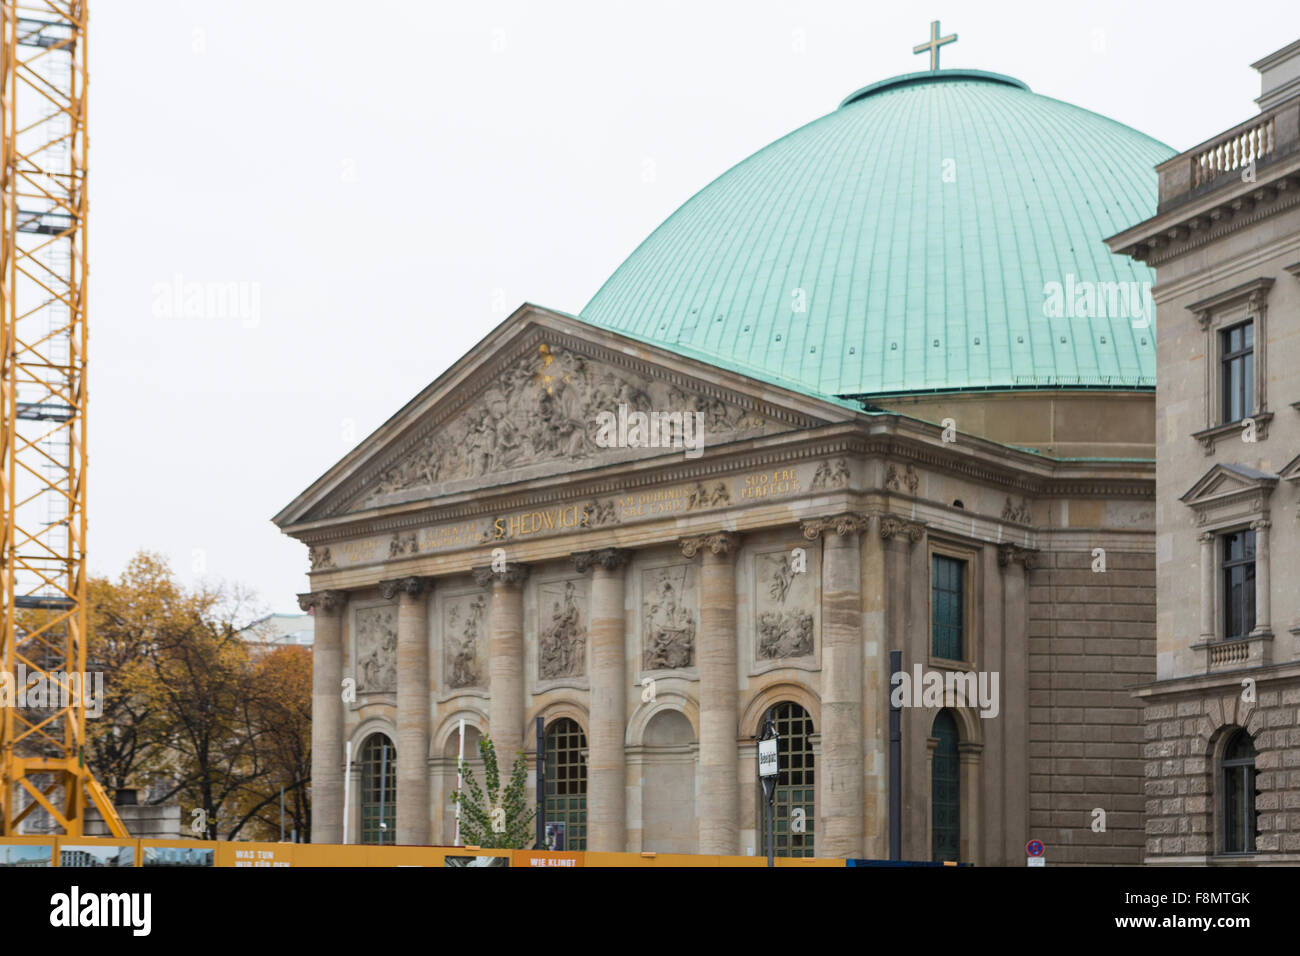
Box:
left=338, top=539, right=380, bottom=564
left=490, top=504, right=591, bottom=541
left=419, top=522, right=477, bottom=551
left=618, top=485, right=690, bottom=518
left=738, top=468, right=801, bottom=500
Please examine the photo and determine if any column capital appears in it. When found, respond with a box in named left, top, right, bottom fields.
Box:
left=1251, top=518, right=1272, bottom=533
left=997, top=544, right=1038, bottom=570
left=298, top=589, right=344, bottom=614
left=572, top=547, right=634, bottom=574
left=472, top=563, right=530, bottom=587
left=379, top=576, right=430, bottom=601
left=679, top=531, right=741, bottom=558
left=1198, top=531, right=1215, bottom=543
left=878, top=515, right=925, bottom=543
left=801, top=513, right=871, bottom=540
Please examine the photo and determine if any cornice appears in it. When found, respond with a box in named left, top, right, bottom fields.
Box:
left=288, top=422, right=1154, bottom=548
left=1117, top=171, right=1300, bottom=267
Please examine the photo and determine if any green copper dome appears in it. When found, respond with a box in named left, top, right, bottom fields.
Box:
left=580, top=70, right=1175, bottom=400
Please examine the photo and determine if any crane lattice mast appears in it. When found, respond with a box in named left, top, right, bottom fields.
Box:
left=1, top=0, right=124, bottom=836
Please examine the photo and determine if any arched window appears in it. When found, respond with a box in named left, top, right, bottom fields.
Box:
left=1222, top=729, right=1257, bottom=854
left=758, top=702, right=815, bottom=858
left=360, top=733, right=396, bottom=845
left=931, top=710, right=960, bottom=863
left=544, top=718, right=587, bottom=850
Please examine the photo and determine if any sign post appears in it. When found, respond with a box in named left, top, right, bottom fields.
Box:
left=536, top=716, right=546, bottom=849
left=757, top=716, right=779, bottom=868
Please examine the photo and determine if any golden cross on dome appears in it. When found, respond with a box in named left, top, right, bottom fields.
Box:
left=912, top=20, right=957, bottom=71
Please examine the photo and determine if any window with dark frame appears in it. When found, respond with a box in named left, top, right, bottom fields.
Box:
left=544, top=718, right=587, bottom=850
left=931, top=554, right=964, bottom=661
left=757, top=701, right=816, bottom=858
left=1222, top=529, right=1256, bottom=642
left=1221, top=729, right=1258, bottom=854
left=360, top=733, right=396, bottom=845
left=1219, top=320, right=1254, bottom=424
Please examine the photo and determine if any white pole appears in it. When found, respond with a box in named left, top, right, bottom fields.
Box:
left=454, top=718, right=465, bottom=846
left=341, top=739, right=353, bottom=845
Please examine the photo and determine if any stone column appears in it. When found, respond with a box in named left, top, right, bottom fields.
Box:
left=1251, top=519, right=1271, bottom=635
left=382, top=575, right=431, bottom=845
left=997, top=544, right=1035, bottom=866
left=958, top=742, right=982, bottom=866
left=1199, top=532, right=1215, bottom=641
left=681, top=531, right=741, bottom=855
left=573, top=547, right=633, bottom=852
left=473, top=563, right=530, bottom=767
left=300, top=589, right=344, bottom=844
left=801, top=514, right=869, bottom=858
left=860, top=514, right=890, bottom=859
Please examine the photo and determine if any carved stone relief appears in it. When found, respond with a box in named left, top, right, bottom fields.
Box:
left=538, top=579, right=588, bottom=680
left=362, top=344, right=767, bottom=506
left=308, top=546, right=334, bottom=570
left=388, top=531, right=418, bottom=558
left=1001, top=496, right=1032, bottom=525
left=354, top=606, right=397, bottom=694
left=755, top=551, right=815, bottom=661
left=443, top=593, right=487, bottom=689
left=686, top=481, right=730, bottom=510
left=810, top=458, right=850, bottom=491
left=642, top=565, right=698, bottom=670
left=885, top=463, right=919, bottom=494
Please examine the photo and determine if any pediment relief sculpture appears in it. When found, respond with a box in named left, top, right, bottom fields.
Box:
left=358, top=344, right=769, bottom=508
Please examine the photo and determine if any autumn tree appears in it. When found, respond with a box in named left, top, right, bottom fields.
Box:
left=226, top=645, right=313, bottom=841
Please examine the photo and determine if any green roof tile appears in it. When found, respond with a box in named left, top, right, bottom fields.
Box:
left=578, top=69, right=1174, bottom=400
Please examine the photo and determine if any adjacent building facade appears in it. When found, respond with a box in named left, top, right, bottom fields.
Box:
left=1109, top=39, right=1300, bottom=863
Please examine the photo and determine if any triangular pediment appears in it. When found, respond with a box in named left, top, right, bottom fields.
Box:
left=1280, top=453, right=1300, bottom=483
left=1180, top=462, right=1278, bottom=507
left=274, top=306, right=851, bottom=527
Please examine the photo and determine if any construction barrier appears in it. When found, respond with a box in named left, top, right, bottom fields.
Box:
left=0, top=836, right=860, bottom=867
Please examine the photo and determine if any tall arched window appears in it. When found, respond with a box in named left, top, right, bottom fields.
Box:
left=544, top=718, right=587, bottom=850
left=360, top=733, right=396, bottom=845
left=1222, top=728, right=1257, bottom=854
left=931, top=710, right=960, bottom=863
left=758, top=702, right=815, bottom=858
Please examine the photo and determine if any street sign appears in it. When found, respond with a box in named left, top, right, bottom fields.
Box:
left=1026, top=840, right=1044, bottom=857
left=1027, top=857, right=1045, bottom=867
left=758, top=738, right=778, bottom=778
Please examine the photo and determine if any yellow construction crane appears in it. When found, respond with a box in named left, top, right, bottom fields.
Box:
left=1, top=1, right=124, bottom=836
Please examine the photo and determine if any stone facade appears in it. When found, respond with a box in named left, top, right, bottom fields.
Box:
left=1109, top=39, right=1300, bottom=864
left=275, top=305, right=1161, bottom=862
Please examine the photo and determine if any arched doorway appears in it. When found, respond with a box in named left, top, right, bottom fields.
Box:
left=757, top=701, right=815, bottom=858
left=544, top=718, right=588, bottom=850
left=359, top=732, right=396, bottom=845
left=930, top=710, right=960, bottom=862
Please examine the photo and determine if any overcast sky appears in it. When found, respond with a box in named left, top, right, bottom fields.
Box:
left=87, top=0, right=1300, bottom=613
